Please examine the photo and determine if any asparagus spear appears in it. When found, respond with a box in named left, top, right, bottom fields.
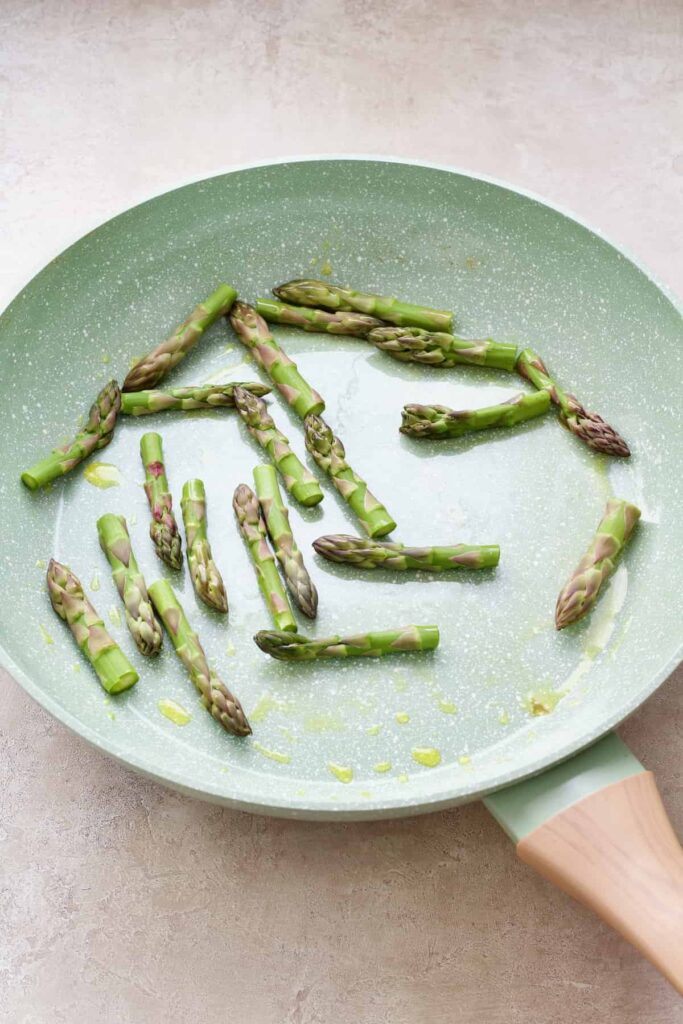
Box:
left=232, top=386, right=323, bottom=507
left=120, top=382, right=271, bottom=416
left=229, top=301, right=325, bottom=419
left=181, top=479, right=228, bottom=613
left=367, top=327, right=517, bottom=371
left=254, top=625, right=440, bottom=661
left=122, top=284, right=237, bottom=392
left=313, top=534, right=500, bottom=571
left=21, top=380, right=121, bottom=490
left=273, top=280, right=452, bottom=333
left=253, top=463, right=318, bottom=618
left=555, top=498, right=640, bottom=630
left=96, top=513, right=163, bottom=656
left=232, top=483, right=297, bottom=632
left=400, top=390, right=550, bottom=439
left=140, top=432, right=182, bottom=570
left=516, top=348, right=630, bottom=457
left=255, top=297, right=383, bottom=337
left=148, top=580, right=250, bottom=736
left=303, top=415, right=396, bottom=538
left=47, top=559, right=139, bottom=693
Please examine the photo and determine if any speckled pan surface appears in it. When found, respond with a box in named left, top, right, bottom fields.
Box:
left=0, top=158, right=681, bottom=820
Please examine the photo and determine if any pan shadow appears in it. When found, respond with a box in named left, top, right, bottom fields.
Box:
left=397, top=408, right=553, bottom=460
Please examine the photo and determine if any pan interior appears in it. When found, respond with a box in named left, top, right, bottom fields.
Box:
left=0, top=159, right=680, bottom=818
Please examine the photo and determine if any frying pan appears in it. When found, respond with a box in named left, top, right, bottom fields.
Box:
left=0, top=158, right=681, bottom=989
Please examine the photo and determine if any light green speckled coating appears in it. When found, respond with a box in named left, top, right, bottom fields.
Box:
left=0, top=158, right=681, bottom=821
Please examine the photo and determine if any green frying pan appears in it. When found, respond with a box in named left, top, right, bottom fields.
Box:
left=0, top=159, right=681, bottom=988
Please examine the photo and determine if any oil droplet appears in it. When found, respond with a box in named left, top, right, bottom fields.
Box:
left=35, top=559, right=46, bottom=569
left=458, top=754, right=471, bottom=765
left=249, top=692, right=282, bottom=723
left=397, top=773, right=409, bottom=783
left=39, top=623, right=54, bottom=645
left=201, top=362, right=247, bottom=385
left=107, top=711, right=116, bottom=720
left=72, top=662, right=81, bottom=672
left=83, top=462, right=121, bottom=489
left=226, top=640, right=236, bottom=656
left=101, top=353, right=111, bottom=365
left=366, top=724, right=382, bottom=736
left=295, top=787, right=306, bottom=796
left=592, top=453, right=610, bottom=497
left=373, top=762, right=392, bottom=774
left=395, top=711, right=410, bottom=725
left=394, top=677, right=407, bottom=693
left=346, top=697, right=374, bottom=715
left=109, top=606, right=121, bottom=627
left=223, top=344, right=235, bottom=354
left=90, top=572, right=101, bottom=592
left=498, top=709, right=510, bottom=726
left=411, top=747, right=441, bottom=768
left=219, top=766, right=230, bottom=774
left=304, top=713, right=343, bottom=733
left=438, top=700, right=458, bottom=715
left=328, top=762, right=353, bottom=784
left=158, top=698, right=192, bottom=726
left=360, top=791, right=372, bottom=799
left=522, top=688, right=564, bottom=717
left=320, top=259, right=333, bottom=276
left=128, top=355, right=141, bottom=369
left=253, top=741, right=291, bottom=764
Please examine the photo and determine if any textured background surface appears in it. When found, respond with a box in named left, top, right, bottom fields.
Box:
left=1, top=1, right=681, bottom=1021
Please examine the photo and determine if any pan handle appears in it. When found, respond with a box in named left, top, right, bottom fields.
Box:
left=485, top=733, right=683, bottom=994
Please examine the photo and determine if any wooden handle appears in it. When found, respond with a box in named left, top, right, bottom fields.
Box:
left=517, top=771, right=683, bottom=993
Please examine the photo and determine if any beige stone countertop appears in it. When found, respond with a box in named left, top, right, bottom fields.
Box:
left=1, top=2, right=681, bottom=1021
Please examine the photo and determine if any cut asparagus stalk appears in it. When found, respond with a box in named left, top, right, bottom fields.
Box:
left=303, top=414, right=396, bottom=538
left=368, top=327, right=517, bottom=371
left=140, top=432, right=182, bottom=569
left=400, top=390, right=550, bottom=439
left=232, top=483, right=297, bottom=632
left=555, top=498, right=640, bottom=630
left=229, top=301, right=325, bottom=419
left=313, top=534, right=500, bottom=571
left=256, top=297, right=383, bottom=337
left=181, top=479, right=228, bottom=613
left=148, top=580, right=250, bottom=736
left=253, top=463, right=318, bottom=618
left=232, top=386, right=323, bottom=507
left=47, top=559, right=138, bottom=693
left=97, top=513, right=163, bottom=656
left=21, top=380, right=121, bottom=490
left=120, top=382, right=270, bottom=416
left=254, top=625, right=440, bottom=661
left=123, top=284, right=237, bottom=392
left=517, top=348, right=630, bottom=457
left=273, top=280, right=452, bottom=332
